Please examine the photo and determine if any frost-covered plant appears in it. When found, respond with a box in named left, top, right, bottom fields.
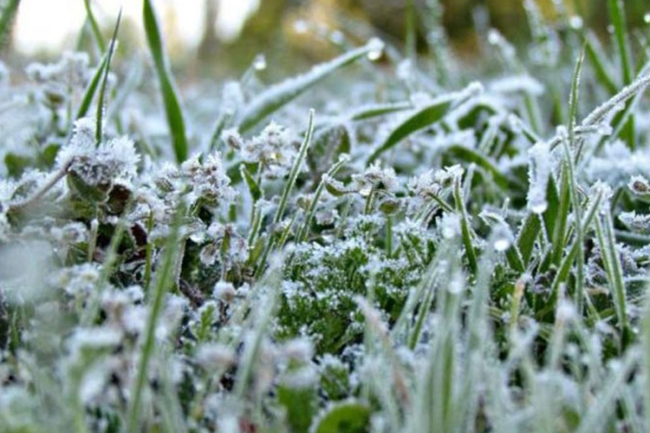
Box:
left=3, top=0, right=650, bottom=432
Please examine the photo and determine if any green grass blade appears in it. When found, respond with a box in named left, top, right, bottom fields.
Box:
left=237, top=40, right=383, bottom=132
left=0, top=0, right=19, bottom=49
left=95, top=8, right=122, bottom=145
left=241, top=164, right=262, bottom=202
left=366, top=83, right=481, bottom=164
left=608, top=0, right=634, bottom=86
left=348, top=102, right=412, bottom=122
left=453, top=177, right=478, bottom=275
left=126, top=206, right=183, bottom=433
left=75, top=52, right=109, bottom=121
left=595, top=212, right=628, bottom=335
left=584, top=31, right=618, bottom=95
left=297, top=154, right=348, bottom=243
left=273, top=110, right=315, bottom=225
left=83, top=0, right=106, bottom=53
left=143, top=0, right=189, bottom=163
left=445, top=145, right=510, bottom=190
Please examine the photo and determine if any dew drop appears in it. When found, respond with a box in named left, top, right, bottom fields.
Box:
left=596, top=123, right=613, bottom=136
left=330, top=30, right=345, bottom=45
left=569, top=16, right=583, bottom=30
left=494, top=238, right=511, bottom=252
left=253, top=54, right=267, bottom=71
left=293, top=20, right=308, bottom=34
left=645, top=13, right=650, bottom=24
left=367, top=38, right=385, bottom=61
left=359, top=185, right=373, bottom=197
left=530, top=201, right=548, bottom=214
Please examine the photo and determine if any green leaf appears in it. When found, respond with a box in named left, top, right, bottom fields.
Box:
left=366, top=84, right=480, bottom=164
left=237, top=40, right=382, bottom=132
left=278, top=385, right=317, bottom=433
left=4, top=153, right=32, bottom=178
left=143, top=0, right=189, bottom=163
left=240, top=164, right=262, bottom=202
left=311, top=401, right=371, bottom=433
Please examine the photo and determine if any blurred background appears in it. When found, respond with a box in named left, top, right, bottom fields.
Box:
left=3, top=0, right=650, bottom=75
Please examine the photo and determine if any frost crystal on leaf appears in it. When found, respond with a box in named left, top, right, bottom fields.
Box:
left=527, top=141, right=551, bottom=214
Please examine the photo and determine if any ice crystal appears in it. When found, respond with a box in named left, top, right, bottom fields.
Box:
left=527, top=141, right=551, bottom=214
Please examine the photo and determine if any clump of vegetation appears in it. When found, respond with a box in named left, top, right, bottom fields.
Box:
left=2, top=0, right=650, bottom=432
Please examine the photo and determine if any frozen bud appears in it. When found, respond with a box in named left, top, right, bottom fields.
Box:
left=628, top=175, right=650, bottom=196
left=214, top=281, right=236, bottom=302
left=378, top=195, right=401, bottom=215
left=200, top=242, right=219, bottom=266
left=282, top=338, right=314, bottom=362
left=222, top=128, right=244, bottom=150
left=196, top=343, right=236, bottom=369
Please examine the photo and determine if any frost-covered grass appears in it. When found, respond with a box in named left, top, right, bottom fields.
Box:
left=2, top=0, right=650, bottom=432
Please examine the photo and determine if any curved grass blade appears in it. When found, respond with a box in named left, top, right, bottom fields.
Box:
left=366, top=83, right=481, bottom=164
left=95, top=8, right=122, bottom=145
left=143, top=0, right=189, bottom=163
left=83, top=0, right=106, bottom=53
left=237, top=40, right=383, bottom=132
left=348, top=101, right=412, bottom=121
left=0, top=0, right=19, bottom=49
left=445, top=145, right=510, bottom=190
left=75, top=52, right=109, bottom=121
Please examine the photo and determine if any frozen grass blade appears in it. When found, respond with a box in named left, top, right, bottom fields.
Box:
left=255, top=111, right=314, bottom=275
left=297, top=154, right=348, bottom=242
left=366, top=83, right=482, bottom=164
left=143, top=0, right=189, bottom=163
left=446, top=145, right=510, bottom=190
left=126, top=207, right=183, bottom=433
left=643, top=291, right=650, bottom=432
left=95, top=8, right=122, bottom=145
left=454, top=177, right=478, bottom=275
left=595, top=211, right=629, bottom=337
left=273, top=110, right=314, bottom=225
left=237, top=40, right=383, bottom=132
left=0, top=0, right=19, bottom=49
left=581, top=73, right=650, bottom=127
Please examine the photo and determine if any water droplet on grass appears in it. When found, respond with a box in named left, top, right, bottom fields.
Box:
left=293, top=20, right=308, bottom=34
left=569, top=16, right=583, bottom=30
left=253, top=54, right=267, bottom=71
left=367, top=38, right=385, bottom=61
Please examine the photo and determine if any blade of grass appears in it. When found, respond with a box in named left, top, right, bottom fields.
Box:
left=95, top=8, right=122, bottom=145
left=126, top=206, right=183, bottom=433
left=453, top=177, right=478, bottom=275
left=237, top=40, right=383, bottom=132
left=366, top=83, right=481, bottom=164
left=75, top=52, right=109, bottom=121
left=296, top=154, right=349, bottom=242
left=83, top=0, right=106, bottom=54
left=595, top=211, right=629, bottom=336
left=143, top=0, right=189, bottom=163
left=255, top=111, right=315, bottom=276
left=584, top=31, right=619, bottom=95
